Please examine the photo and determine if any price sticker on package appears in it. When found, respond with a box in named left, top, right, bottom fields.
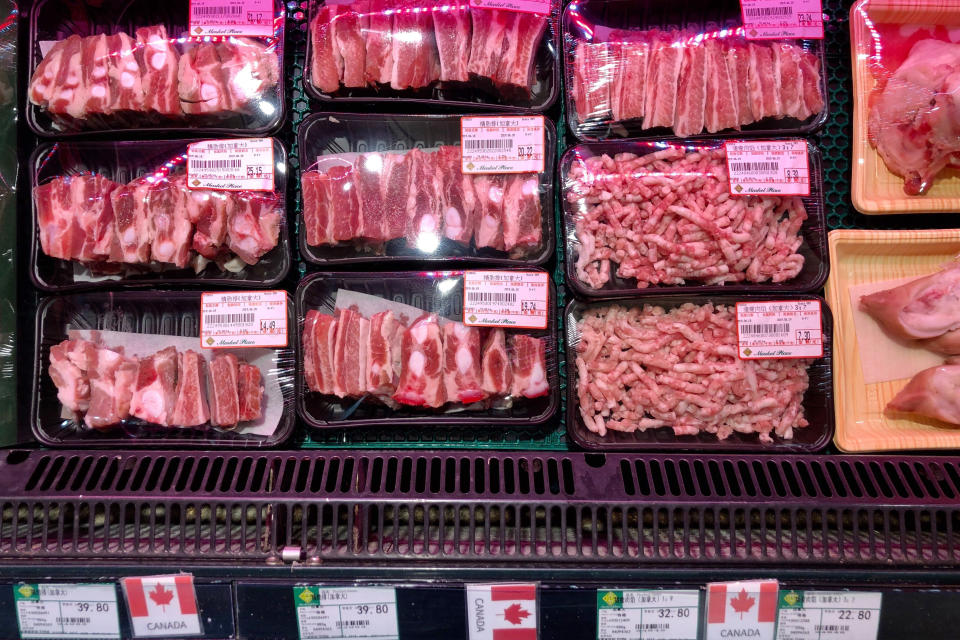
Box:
left=14, top=583, right=121, bottom=640
left=189, top=0, right=275, bottom=37
left=725, top=140, right=810, bottom=196
left=463, top=271, right=549, bottom=329
left=776, top=591, right=882, bottom=640
left=201, top=290, right=288, bottom=348
left=469, top=0, right=550, bottom=15
left=597, top=589, right=699, bottom=640
left=293, top=587, right=398, bottom=640
left=736, top=300, right=823, bottom=360
left=461, top=116, right=546, bottom=174
left=740, top=0, right=823, bottom=40
left=187, top=138, right=275, bottom=191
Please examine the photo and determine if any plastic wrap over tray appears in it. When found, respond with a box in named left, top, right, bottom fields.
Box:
left=560, top=139, right=828, bottom=298
left=295, top=269, right=559, bottom=428
left=27, top=0, right=285, bottom=136
left=32, top=291, right=296, bottom=447
left=563, top=0, right=828, bottom=141
left=30, top=138, right=290, bottom=291
left=305, top=0, right=560, bottom=111
left=565, top=294, right=834, bottom=452
left=297, top=112, right=555, bottom=266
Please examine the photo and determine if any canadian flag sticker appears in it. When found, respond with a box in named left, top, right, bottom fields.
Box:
left=466, top=583, right=538, bottom=640
left=120, top=575, right=202, bottom=638
left=706, top=580, right=778, bottom=640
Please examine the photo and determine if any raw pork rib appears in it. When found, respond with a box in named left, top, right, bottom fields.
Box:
left=131, top=346, right=179, bottom=426
left=303, top=310, right=339, bottom=394
left=576, top=303, right=811, bottom=442
left=237, top=362, right=264, bottom=422
left=368, top=310, right=404, bottom=396
left=868, top=39, right=960, bottom=195
left=171, top=350, right=210, bottom=427
left=135, top=25, right=181, bottom=116
left=85, top=345, right=138, bottom=429
left=481, top=328, right=512, bottom=396
left=394, top=314, right=445, bottom=408
left=568, top=147, right=807, bottom=289
left=35, top=174, right=121, bottom=262
left=48, top=339, right=92, bottom=412
left=333, top=308, right=370, bottom=397
left=209, top=353, right=240, bottom=428
left=860, top=263, right=960, bottom=341
left=887, top=361, right=960, bottom=425
left=442, top=322, right=485, bottom=404
left=509, top=334, right=548, bottom=399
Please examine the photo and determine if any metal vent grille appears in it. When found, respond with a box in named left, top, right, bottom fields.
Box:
left=3, top=450, right=960, bottom=566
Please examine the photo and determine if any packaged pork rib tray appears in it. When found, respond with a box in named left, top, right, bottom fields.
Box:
left=297, top=113, right=555, bottom=266
left=563, top=0, right=828, bottom=141
left=561, top=140, right=829, bottom=298
left=566, top=293, right=834, bottom=452
left=26, top=0, right=285, bottom=137
left=304, top=0, right=560, bottom=111
left=32, top=291, right=296, bottom=448
left=295, top=270, right=559, bottom=429
left=29, top=138, right=291, bottom=292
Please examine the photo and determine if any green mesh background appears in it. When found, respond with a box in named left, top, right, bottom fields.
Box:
left=284, top=0, right=855, bottom=450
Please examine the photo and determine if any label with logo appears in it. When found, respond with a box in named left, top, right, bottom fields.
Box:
left=466, top=583, right=538, bottom=640
left=725, top=140, right=810, bottom=196
left=776, top=591, right=881, bottom=640
left=201, top=290, right=288, bottom=348
left=469, top=0, right=550, bottom=15
left=189, top=0, right=275, bottom=37
left=187, top=138, right=275, bottom=191
left=461, top=116, right=546, bottom=174
left=463, top=271, right=549, bottom=329
left=14, top=583, right=121, bottom=640
left=120, top=575, right=202, bottom=638
left=706, top=581, right=779, bottom=640
left=293, top=587, right=399, bottom=640
left=736, top=300, right=823, bottom=360
left=740, top=0, right=824, bottom=39
left=597, top=589, right=700, bottom=640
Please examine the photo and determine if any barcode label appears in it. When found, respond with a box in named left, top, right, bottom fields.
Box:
left=189, top=0, right=274, bottom=37
left=725, top=140, right=810, bottom=196
left=776, top=591, right=881, bottom=640
left=641, top=623, right=668, bottom=631
left=57, top=617, right=92, bottom=625
left=295, top=587, right=399, bottom=640
left=15, top=583, right=121, bottom=640
left=814, top=626, right=850, bottom=633
left=463, top=138, right=514, bottom=151
left=201, top=290, right=288, bottom=349
left=739, top=322, right=790, bottom=335
left=463, top=271, right=549, bottom=329
left=597, top=589, right=700, bottom=640
left=745, top=5, right=792, bottom=16
left=461, top=116, right=545, bottom=174
left=187, top=138, right=274, bottom=191
left=193, top=4, right=243, bottom=14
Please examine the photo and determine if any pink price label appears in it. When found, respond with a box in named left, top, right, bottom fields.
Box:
left=187, top=138, right=274, bottom=192
left=736, top=300, right=823, bottom=360
left=740, top=0, right=823, bottom=39
left=189, top=0, right=275, bottom=37
left=469, top=0, right=550, bottom=15
left=725, top=140, right=810, bottom=196
left=201, top=290, right=288, bottom=349
left=463, top=271, right=549, bottom=329
left=461, top=116, right=546, bottom=174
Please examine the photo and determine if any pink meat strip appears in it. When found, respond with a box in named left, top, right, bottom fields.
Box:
left=171, top=349, right=210, bottom=427
left=480, top=328, right=512, bottom=396
left=442, top=322, right=485, bottom=404
left=209, top=353, right=240, bottom=428
left=301, top=170, right=336, bottom=246
left=393, top=313, right=445, bottom=408
left=311, top=5, right=345, bottom=92
left=237, top=361, right=263, bottom=422
left=575, top=303, right=811, bottom=442
left=672, top=35, right=707, bottom=138
left=433, top=1, right=471, bottom=82
left=567, top=147, right=807, bottom=290
left=704, top=38, right=738, bottom=133
left=509, top=334, right=548, bottom=399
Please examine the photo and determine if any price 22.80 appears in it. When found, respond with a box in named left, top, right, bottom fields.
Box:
left=837, top=610, right=872, bottom=620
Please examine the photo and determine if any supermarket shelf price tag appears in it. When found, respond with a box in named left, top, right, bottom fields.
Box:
left=189, top=0, right=275, bottom=37
left=120, top=575, right=202, bottom=638
left=725, top=140, right=810, bottom=196
left=597, top=589, right=699, bottom=640
left=14, top=583, right=120, bottom=640
left=201, top=290, right=288, bottom=348
left=461, top=116, right=546, bottom=174
left=187, top=138, right=275, bottom=191
left=293, top=587, right=399, bottom=640
left=736, top=300, right=823, bottom=360
left=466, top=583, right=538, bottom=640
left=776, top=591, right=882, bottom=640
left=706, top=580, right=779, bottom=640
left=740, top=0, right=823, bottom=39
left=463, top=271, right=549, bottom=329
left=469, top=0, right=550, bottom=15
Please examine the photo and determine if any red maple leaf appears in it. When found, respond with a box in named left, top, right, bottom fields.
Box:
left=502, top=603, right=531, bottom=625
left=148, top=583, right=175, bottom=610
left=730, top=589, right=755, bottom=619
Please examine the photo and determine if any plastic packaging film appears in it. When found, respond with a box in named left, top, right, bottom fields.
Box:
left=30, top=138, right=290, bottom=291
left=26, top=0, right=285, bottom=136
left=560, top=140, right=828, bottom=297
left=563, top=0, right=828, bottom=141
left=297, top=113, right=555, bottom=265
left=305, top=0, right=560, bottom=110
left=565, top=294, right=834, bottom=452
left=0, top=0, right=14, bottom=440
left=33, top=291, right=296, bottom=447
left=295, top=270, right=560, bottom=428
